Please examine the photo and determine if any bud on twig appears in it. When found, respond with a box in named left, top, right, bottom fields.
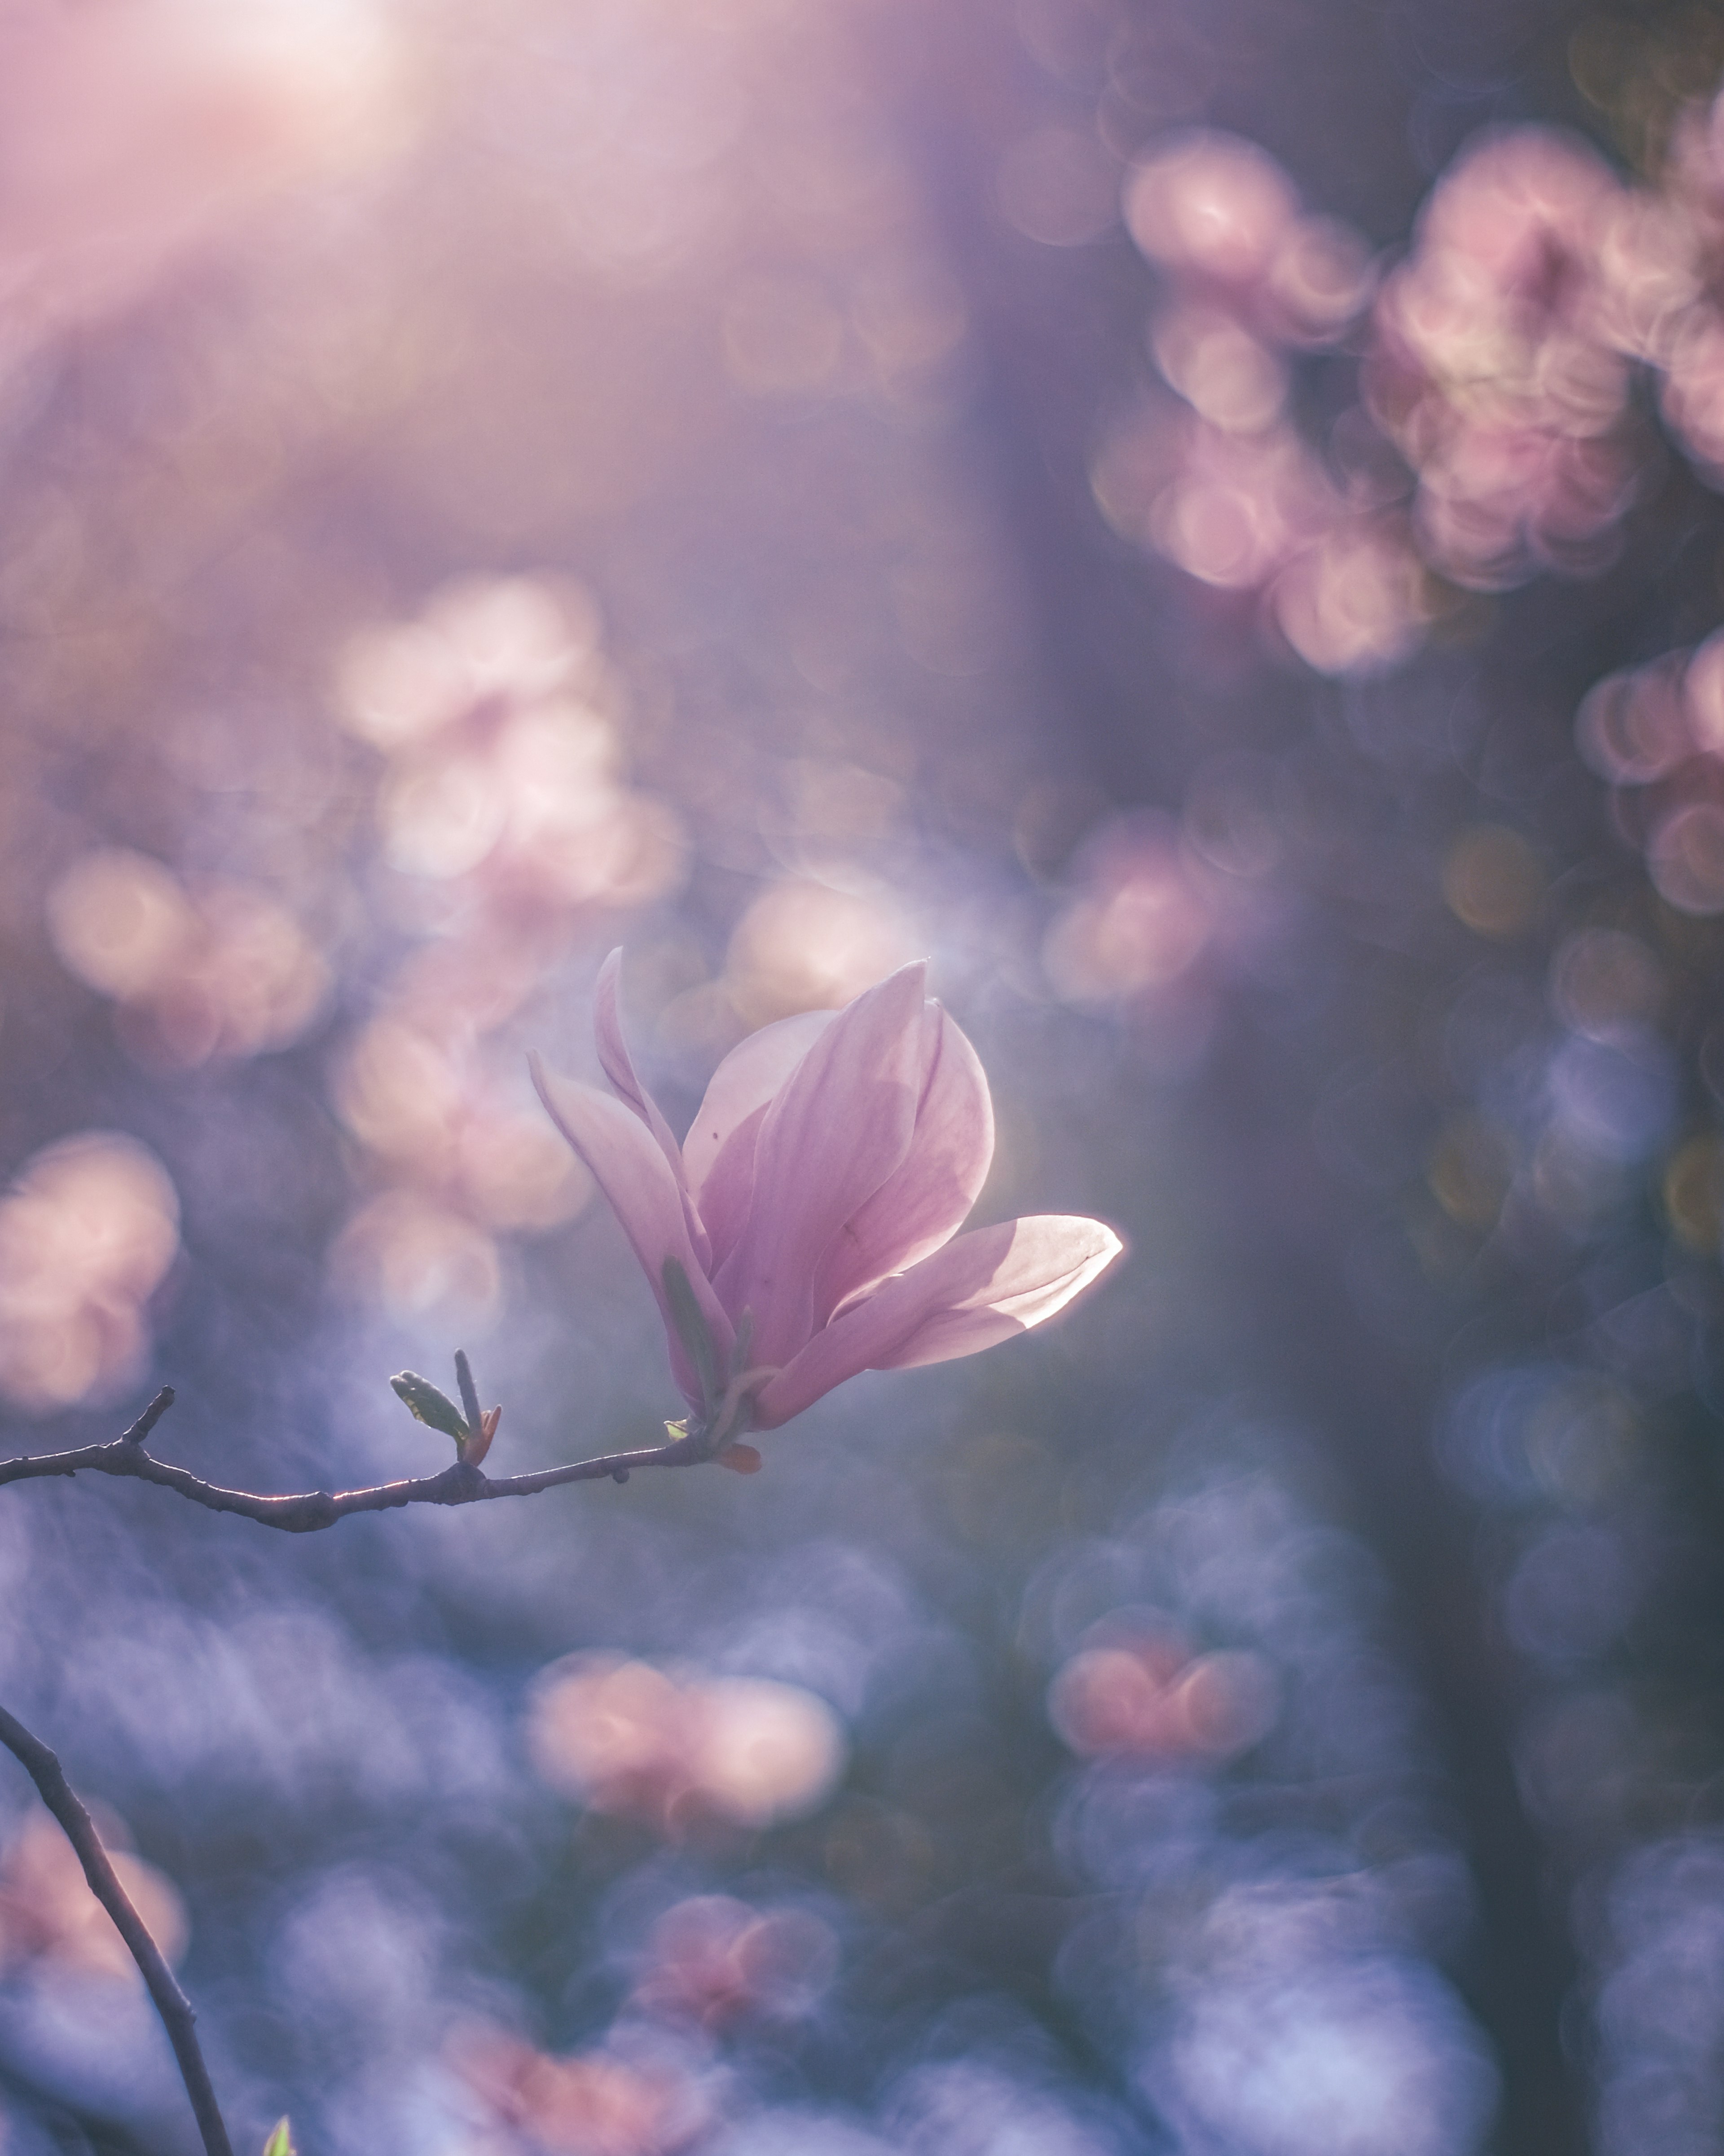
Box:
left=390, top=1355, right=501, bottom=1466
left=389, top=1371, right=470, bottom=1445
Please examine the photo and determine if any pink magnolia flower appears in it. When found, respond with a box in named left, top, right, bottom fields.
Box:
left=530, top=956, right=1123, bottom=1441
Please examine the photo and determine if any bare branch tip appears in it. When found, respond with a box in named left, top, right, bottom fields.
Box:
left=123, top=1387, right=176, bottom=1448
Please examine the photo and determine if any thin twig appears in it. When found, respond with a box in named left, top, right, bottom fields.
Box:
left=0, top=1389, right=717, bottom=1534
left=0, top=1702, right=233, bottom=2156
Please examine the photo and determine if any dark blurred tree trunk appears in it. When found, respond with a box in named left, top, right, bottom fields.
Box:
left=876, top=1, right=1596, bottom=2147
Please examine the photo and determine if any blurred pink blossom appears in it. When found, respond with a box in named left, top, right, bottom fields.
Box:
left=1042, top=807, right=1288, bottom=1054
left=1143, top=413, right=1328, bottom=590
left=1044, top=820, right=1214, bottom=1004
left=632, top=1895, right=838, bottom=2027
left=1569, top=630, right=1724, bottom=916
left=1125, top=131, right=1375, bottom=347
left=450, top=2023, right=704, bottom=2156
left=1107, top=133, right=1433, bottom=673
left=0, top=1133, right=180, bottom=1413
left=326, top=579, right=682, bottom=1323
left=0, top=1808, right=186, bottom=1985
left=1048, top=1627, right=1277, bottom=1764
left=1374, top=98, right=1724, bottom=535
left=45, top=850, right=330, bottom=1070
left=340, top=578, right=686, bottom=927
left=1116, top=90, right=1724, bottom=685
left=526, top=1655, right=845, bottom=1834
left=532, top=955, right=1123, bottom=1434
left=1365, top=128, right=1637, bottom=588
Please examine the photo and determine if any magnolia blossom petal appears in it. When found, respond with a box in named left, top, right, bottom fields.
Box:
left=530, top=1053, right=734, bottom=1406
left=695, top=1099, right=768, bottom=1278
left=683, top=1008, right=835, bottom=1266
left=683, top=1010, right=837, bottom=1191
left=812, top=1004, right=994, bottom=1321
left=886, top=1214, right=1123, bottom=1366
left=594, top=951, right=710, bottom=1270
left=752, top=1214, right=1124, bottom=1429
left=714, top=962, right=930, bottom=1368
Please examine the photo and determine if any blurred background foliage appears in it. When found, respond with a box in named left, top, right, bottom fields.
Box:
left=4, top=0, right=1724, bottom=2151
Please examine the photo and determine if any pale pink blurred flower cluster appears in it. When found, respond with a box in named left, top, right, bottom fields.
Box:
left=0, top=1806, right=185, bottom=1986
left=714, top=873, right=922, bottom=1034
left=0, top=1133, right=180, bottom=1413
left=526, top=1652, right=847, bottom=1835
left=46, top=849, right=330, bottom=1070
left=1100, top=130, right=1428, bottom=676
left=1048, top=1624, right=1277, bottom=1767
left=1574, top=629, right=1724, bottom=916
left=445, top=1892, right=836, bottom=2151
left=1595, top=99, right=1724, bottom=480
left=629, top=1894, right=837, bottom=2029
left=1042, top=788, right=1288, bottom=1044
left=1044, top=818, right=1214, bottom=1008
left=446, top=1887, right=837, bottom=2151
left=448, top=2023, right=706, bottom=2156
left=330, top=579, right=686, bottom=1323
left=651, top=868, right=926, bottom=1061
left=1110, top=103, right=1724, bottom=657
left=1368, top=129, right=1645, bottom=588
left=533, top=956, right=1123, bottom=1437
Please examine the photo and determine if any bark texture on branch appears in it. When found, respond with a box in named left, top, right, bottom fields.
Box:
left=0, top=1387, right=719, bottom=1532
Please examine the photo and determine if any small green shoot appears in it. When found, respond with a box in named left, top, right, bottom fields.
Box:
left=388, top=1371, right=470, bottom=1446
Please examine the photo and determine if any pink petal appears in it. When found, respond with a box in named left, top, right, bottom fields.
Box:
left=693, top=1099, right=768, bottom=1277
left=712, top=963, right=929, bottom=1365
left=752, top=1214, right=1124, bottom=1429
left=594, top=950, right=709, bottom=1270
left=530, top=1052, right=734, bottom=1408
left=682, top=1009, right=835, bottom=1268
left=812, top=1003, right=994, bottom=1322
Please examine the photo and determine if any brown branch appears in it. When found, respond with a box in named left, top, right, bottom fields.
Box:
left=0, top=1702, right=233, bottom=2156
left=0, top=1389, right=719, bottom=1534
